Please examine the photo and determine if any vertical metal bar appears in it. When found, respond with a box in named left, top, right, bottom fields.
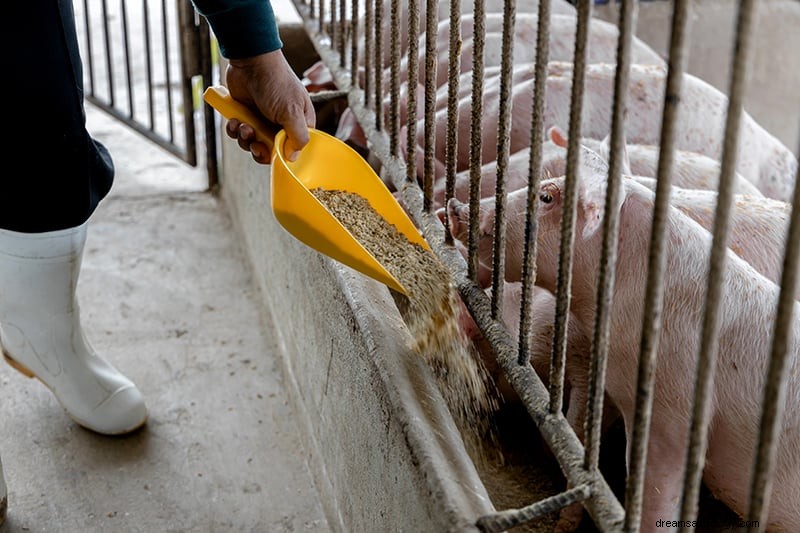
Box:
left=373, top=0, right=384, bottom=131
left=405, top=0, right=421, bottom=184
left=389, top=0, right=401, bottom=156
left=585, top=0, right=636, bottom=471
left=489, top=0, right=516, bottom=321
left=351, top=0, right=360, bottom=88
left=82, top=0, right=96, bottom=96
left=624, top=0, right=690, bottom=530
left=338, top=0, right=346, bottom=67
left=364, top=0, right=373, bottom=108
left=163, top=0, right=176, bottom=143
left=101, top=0, right=115, bottom=105
left=467, top=0, right=486, bottom=282
left=422, top=0, right=439, bottom=210
left=747, top=130, right=800, bottom=531
left=318, top=0, right=325, bottom=34
left=518, top=0, right=551, bottom=366
left=679, top=0, right=758, bottom=528
left=143, top=2, right=156, bottom=130
left=330, top=0, right=337, bottom=59
left=176, top=0, right=198, bottom=167
left=443, top=0, right=462, bottom=244
left=549, top=0, right=592, bottom=416
left=120, top=0, right=135, bottom=118
left=198, top=7, right=216, bottom=186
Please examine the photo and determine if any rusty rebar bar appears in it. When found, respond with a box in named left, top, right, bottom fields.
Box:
left=585, top=0, right=637, bottom=473
left=679, top=0, right=758, bottom=528
left=624, top=0, right=690, bottom=530
left=489, top=0, right=517, bottom=321
left=549, top=0, right=592, bottom=416
left=517, top=0, right=551, bottom=367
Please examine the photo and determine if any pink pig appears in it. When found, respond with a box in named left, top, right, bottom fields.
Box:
left=343, top=7, right=662, bottom=155
left=414, top=62, right=796, bottom=201
left=400, top=12, right=663, bottom=90
left=445, top=149, right=800, bottom=530
left=430, top=126, right=763, bottom=209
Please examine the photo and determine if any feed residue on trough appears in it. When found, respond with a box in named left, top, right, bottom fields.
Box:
left=311, top=188, right=500, bottom=459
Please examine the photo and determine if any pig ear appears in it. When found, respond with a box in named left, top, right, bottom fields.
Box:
left=599, top=133, right=632, bottom=176
left=548, top=126, right=568, bottom=148
left=578, top=148, right=613, bottom=240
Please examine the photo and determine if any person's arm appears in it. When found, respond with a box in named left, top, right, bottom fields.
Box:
left=191, top=0, right=315, bottom=162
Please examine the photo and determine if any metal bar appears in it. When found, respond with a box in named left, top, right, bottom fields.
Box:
left=467, top=0, right=486, bottom=282
left=373, top=0, right=384, bottom=131
left=404, top=0, right=421, bottom=185
left=442, top=0, right=462, bottom=244
left=549, top=0, right=592, bottom=416
left=584, top=0, right=636, bottom=472
left=338, top=0, right=346, bottom=67
left=364, top=0, right=373, bottom=108
left=624, top=0, right=691, bottom=530
left=389, top=0, right=401, bottom=156
left=143, top=2, right=156, bottom=130
left=330, top=0, right=337, bottom=62
left=198, top=7, right=217, bottom=186
left=351, top=0, right=360, bottom=88
left=82, top=0, right=96, bottom=97
left=746, top=129, right=800, bottom=531
left=120, top=0, right=135, bottom=119
left=488, top=0, right=517, bottom=321
left=101, top=0, right=115, bottom=105
left=679, top=0, right=758, bottom=528
left=85, top=99, right=187, bottom=160
left=163, top=0, right=176, bottom=143
left=176, top=0, right=198, bottom=166
left=476, top=483, right=592, bottom=532
left=517, top=0, right=551, bottom=366
left=422, top=0, right=439, bottom=211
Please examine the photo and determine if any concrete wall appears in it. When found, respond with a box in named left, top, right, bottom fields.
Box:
left=217, top=133, right=495, bottom=531
left=594, top=0, right=800, bottom=155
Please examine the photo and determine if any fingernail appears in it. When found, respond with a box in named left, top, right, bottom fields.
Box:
left=251, top=147, right=262, bottom=159
left=287, top=150, right=300, bottom=162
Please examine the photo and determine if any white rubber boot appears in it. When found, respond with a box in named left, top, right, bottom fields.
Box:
left=0, top=454, right=7, bottom=526
left=0, top=223, right=147, bottom=435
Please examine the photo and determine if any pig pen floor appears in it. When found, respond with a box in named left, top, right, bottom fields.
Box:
left=0, top=104, right=329, bottom=532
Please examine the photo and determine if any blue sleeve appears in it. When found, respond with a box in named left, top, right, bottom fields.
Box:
left=190, top=0, right=282, bottom=59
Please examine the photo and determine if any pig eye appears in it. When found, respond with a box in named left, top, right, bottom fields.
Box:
left=540, top=191, right=553, bottom=204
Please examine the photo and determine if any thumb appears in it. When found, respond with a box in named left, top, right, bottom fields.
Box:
left=282, top=114, right=311, bottom=162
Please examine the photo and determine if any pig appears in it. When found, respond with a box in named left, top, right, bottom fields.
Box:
left=542, top=62, right=798, bottom=201
left=446, top=149, right=800, bottom=530
left=537, top=176, right=799, bottom=531
left=548, top=127, right=764, bottom=198
left=413, top=62, right=797, bottom=202
left=401, top=12, right=664, bottom=90
left=360, top=0, right=578, bottom=71
left=631, top=178, right=794, bottom=298
left=339, top=7, right=664, bottom=155
left=431, top=127, right=763, bottom=209
left=444, top=147, right=789, bottom=299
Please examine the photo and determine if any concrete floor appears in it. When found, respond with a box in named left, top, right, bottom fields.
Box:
left=0, top=105, right=329, bottom=532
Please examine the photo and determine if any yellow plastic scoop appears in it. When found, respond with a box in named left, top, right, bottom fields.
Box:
left=203, top=85, right=429, bottom=296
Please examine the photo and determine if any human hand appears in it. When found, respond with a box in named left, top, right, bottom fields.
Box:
left=225, top=49, right=316, bottom=163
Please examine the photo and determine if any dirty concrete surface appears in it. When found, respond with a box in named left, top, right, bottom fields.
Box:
left=0, top=104, right=330, bottom=532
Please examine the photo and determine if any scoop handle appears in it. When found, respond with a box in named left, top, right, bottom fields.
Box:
left=203, top=86, right=277, bottom=151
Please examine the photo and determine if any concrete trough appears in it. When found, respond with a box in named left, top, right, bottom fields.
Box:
left=218, top=140, right=503, bottom=532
